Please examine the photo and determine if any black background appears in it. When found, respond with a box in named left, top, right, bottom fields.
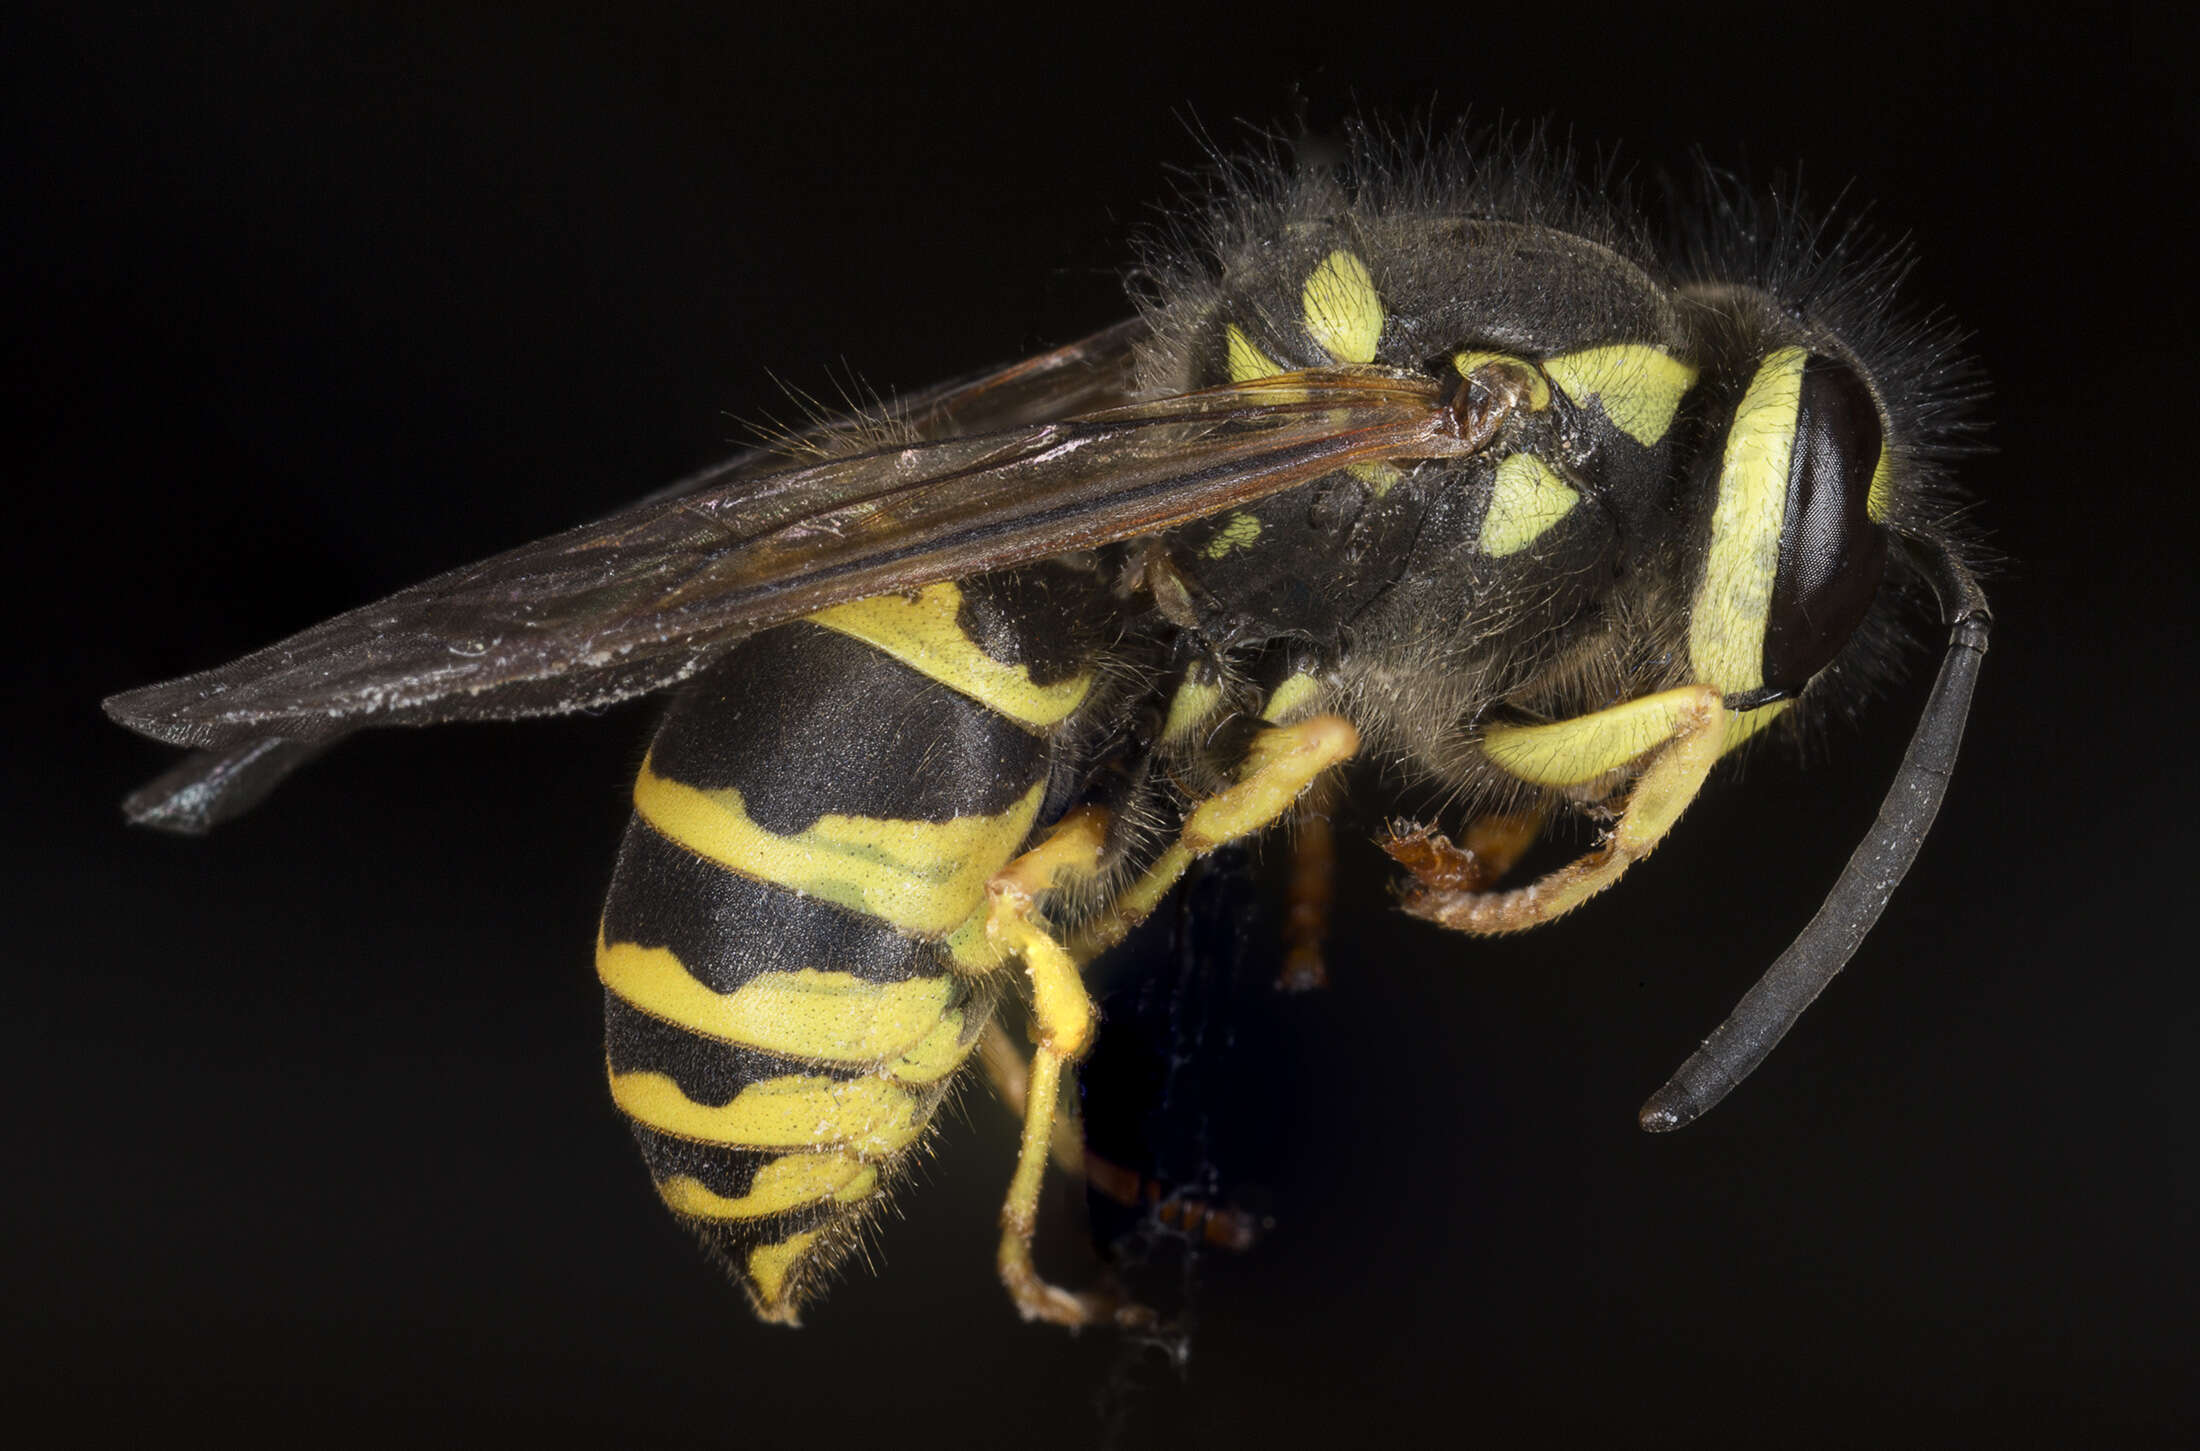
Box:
left=11, top=4, right=2195, bottom=1446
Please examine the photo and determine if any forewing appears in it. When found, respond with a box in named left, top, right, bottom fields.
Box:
left=107, top=369, right=1471, bottom=753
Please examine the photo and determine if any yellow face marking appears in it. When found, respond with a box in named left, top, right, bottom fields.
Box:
left=1301, top=250, right=1384, bottom=364
left=1482, top=686, right=1711, bottom=787
left=1479, top=454, right=1580, bottom=558
left=609, top=1068, right=923, bottom=1156
left=656, top=1154, right=878, bottom=1221
left=1202, top=512, right=1263, bottom=560
left=1160, top=675, right=1226, bottom=744
left=1542, top=345, right=1700, bottom=446
left=805, top=582, right=1092, bottom=729
left=1225, top=324, right=1286, bottom=383
left=1866, top=447, right=1893, bottom=524
left=1719, top=699, right=1791, bottom=756
left=1260, top=672, right=1322, bottom=723
left=746, top=1229, right=822, bottom=1315
left=1690, top=347, right=1807, bottom=694
left=598, top=937, right=958, bottom=1068
left=1453, top=350, right=1552, bottom=411
left=634, top=758, right=1043, bottom=938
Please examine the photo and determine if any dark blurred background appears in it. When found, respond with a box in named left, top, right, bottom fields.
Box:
left=10, top=4, right=2194, bottom=1445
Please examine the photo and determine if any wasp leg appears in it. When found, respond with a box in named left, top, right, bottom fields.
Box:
left=979, top=807, right=1144, bottom=1327
left=976, top=1017, right=1086, bottom=1174
left=1397, top=686, right=1727, bottom=933
left=1380, top=808, right=1548, bottom=894
left=1081, top=1149, right=1266, bottom=1252
left=985, top=717, right=1356, bottom=1323
left=1279, top=807, right=1337, bottom=992
left=1078, top=714, right=1362, bottom=959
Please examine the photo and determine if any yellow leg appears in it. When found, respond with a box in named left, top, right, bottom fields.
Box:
left=1076, top=713, right=1361, bottom=960
left=984, top=720, right=1358, bottom=1325
left=975, top=1016, right=1086, bottom=1174
left=1396, top=687, right=1726, bottom=933
left=980, top=808, right=1141, bottom=1326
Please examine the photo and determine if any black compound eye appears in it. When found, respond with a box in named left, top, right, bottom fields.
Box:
left=1762, top=355, right=1889, bottom=695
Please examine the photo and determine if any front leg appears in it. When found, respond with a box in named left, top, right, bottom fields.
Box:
left=1389, top=686, right=1730, bottom=934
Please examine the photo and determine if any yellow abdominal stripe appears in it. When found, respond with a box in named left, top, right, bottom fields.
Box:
left=610, top=1068, right=925, bottom=1157
left=657, top=1155, right=879, bottom=1221
left=1480, top=454, right=1579, bottom=557
left=1542, top=345, right=1699, bottom=446
left=597, top=938, right=968, bottom=1083
left=805, top=582, right=1092, bottom=729
left=633, top=758, right=1043, bottom=939
left=746, top=1229, right=822, bottom=1316
left=1690, top=347, right=1806, bottom=694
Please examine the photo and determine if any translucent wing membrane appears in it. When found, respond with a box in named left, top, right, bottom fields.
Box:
left=106, top=370, right=1472, bottom=753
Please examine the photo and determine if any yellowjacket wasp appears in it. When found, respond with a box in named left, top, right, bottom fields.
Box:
left=106, top=124, right=1986, bottom=1327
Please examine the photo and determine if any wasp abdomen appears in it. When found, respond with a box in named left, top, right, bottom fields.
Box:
left=599, top=582, right=1096, bottom=1321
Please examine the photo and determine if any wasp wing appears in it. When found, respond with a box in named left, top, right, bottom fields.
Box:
left=107, top=367, right=1472, bottom=828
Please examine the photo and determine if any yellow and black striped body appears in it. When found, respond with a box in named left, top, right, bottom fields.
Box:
left=598, top=570, right=1104, bottom=1321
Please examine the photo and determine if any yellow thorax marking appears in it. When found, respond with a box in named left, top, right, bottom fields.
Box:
left=608, top=1068, right=923, bottom=1156
left=1160, top=675, right=1227, bottom=744
left=1302, top=250, right=1384, bottom=364
left=1203, top=512, right=1263, bottom=559
left=1260, top=672, right=1322, bottom=723
left=634, top=758, right=1043, bottom=938
left=598, top=937, right=961, bottom=1073
left=805, top=582, right=1092, bottom=729
left=1479, top=454, right=1579, bottom=558
left=1690, top=347, right=1806, bottom=694
left=656, top=1154, right=879, bottom=1221
left=1542, top=344, right=1699, bottom=446
left=1225, top=323, right=1285, bottom=383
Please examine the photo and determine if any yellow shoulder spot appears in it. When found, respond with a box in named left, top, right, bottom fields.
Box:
left=1479, top=454, right=1579, bottom=558
left=656, top=1153, right=878, bottom=1222
left=608, top=1068, right=923, bottom=1156
left=598, top=937, right=960, bottom=1069
left=633, top=757, right=1043, bottom=938
left=1225, top=324, right=1286, bottom=383
left=1542, top=345, right=1700, bottom=446
left=1689, top=348, right=1806, bottom=694
left=1202, top=512, right=1262, bottom=560
left=805, top=582, right=1092, bottom=729
left=1301, top=250, right=1384, bottom=364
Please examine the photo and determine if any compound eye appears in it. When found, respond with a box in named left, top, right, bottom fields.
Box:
left=1762, top=355, right=1890, bottom=695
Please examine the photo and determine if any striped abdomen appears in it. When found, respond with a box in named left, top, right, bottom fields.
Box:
left=598, top=575, right=1098, bottom=1321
